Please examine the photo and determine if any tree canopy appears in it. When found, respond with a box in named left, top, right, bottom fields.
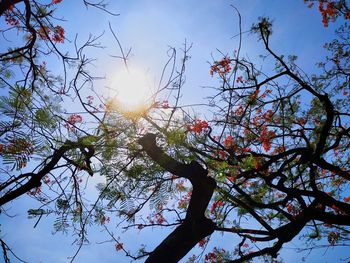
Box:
left=1, top=1, right=350, bottom=262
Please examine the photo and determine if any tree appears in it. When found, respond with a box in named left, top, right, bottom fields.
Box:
left=1, top=1, right=350, bottom=262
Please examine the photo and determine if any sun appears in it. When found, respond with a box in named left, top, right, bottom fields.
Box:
left=109, top=67, right=153, bottom=115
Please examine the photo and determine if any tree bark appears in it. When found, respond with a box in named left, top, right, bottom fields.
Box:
left=139, top=133, right=216, bottom=263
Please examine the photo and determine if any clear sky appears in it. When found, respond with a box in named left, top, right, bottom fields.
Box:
left=1, top=1, right=348, bottom=262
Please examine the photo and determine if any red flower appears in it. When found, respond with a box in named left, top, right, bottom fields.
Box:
left=198, top=238, right=207, bottom=248
left=100, top=215, right=110, bottom=225
left=223, top=135, right=233, bottom=147
left=155, top=212, right=166, bottom=224
left=178, top=190, right=192, bottom=209
left=86, top=95, right=94, bottom=105
left=115, top=243, right=123, bottom=251
left=262, top=110, right=273, bottom=122
left=160, top=100, right=170, bottom=109
left=217, top=150, right=227, bottom=159
left=227, top=176, right=236, bottom=183
left=346, top=11, right=350, bottom=19
left=43, top=175, right=51, bottom=185
left=210, top=200, right=224, bottom=214
left=4, top=11, right=19, bottom=26
left=187, top=119, right=209, bottom=134
left=236, top=76, right=243, bottom=83
left=297, top=118, right=306, bottom=126
left=253, top=158, right=263, bottom=170
left=271, top=145, right=285, bottom=155
left=343, top=196, right=350, bottom=203
left=66, top=114, right=83, bottom=125
left=259, top=126, right=276, bottom=152
left=318, top=1, right=338, bottom=27
left=64, top=114, right=83, bottom=131
left=204, top=252, right=216, bottom=262
left=210, top=57, right=231, bottom=76
left=242, top=147, right=251, bottom=153
left=52, top=0, right=63, bottom=4
left=52, top=26, right=65, bottom=43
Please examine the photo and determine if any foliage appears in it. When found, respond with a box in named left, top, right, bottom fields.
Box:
left=1, top=1, right=350, bottom=263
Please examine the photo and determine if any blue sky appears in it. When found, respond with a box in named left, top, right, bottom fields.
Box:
left=1, top=1, right=348, bottom=262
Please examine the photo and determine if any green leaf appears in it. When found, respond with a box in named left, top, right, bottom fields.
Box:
left=79, top=135, right=98, bottom=145
left=56, top=199, right=69, bottom=211
left=35, top=108, right=55, bottom=128
left=166, top=129, right=186, bottom=146
left=27, top=208, right=45, bottom=217
left=241, top=155, right=255, bottom=170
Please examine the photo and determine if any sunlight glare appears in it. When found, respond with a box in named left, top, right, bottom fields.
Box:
left=110, top=68, right=153, bottom=115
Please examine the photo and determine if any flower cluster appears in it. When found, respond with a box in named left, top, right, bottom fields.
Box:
left=52, top=25, right=65, bottom=43
left=100, top=215, right=110, bottom=225
left=216, top=149, right=227, bottom=160
left=178, top=190, right=192, bottom=209
left=175, top=180, right=186, bottom=191
left=86, top=95, right=94, bottom=105
left=115, top=243, right=123, bottom=251
left=319, top=1, right=338, bottom=27
left=160, top=100, right=170, bottom=109
left=248, top=89, right=260, bottom=104
left=297, top=117, right=307, bottom=126
left=37, top=25, right=65, bottom=43
left=155, top=212, right=166, bottom=224
left=4, top=8, right=19, bottom=27
left=66, top=114, right=83, bottom=125
left=236, top=76, right=243, bottom=83
left=305, top=0, right=350, bottom=27
left=205, top=251, right=217, bottom=262
left=210, top=57, right=232, bottom=76
left=147, top=212, right=166, bottom=224
left=198, top=238, right=207, bottom=248
left=328, top=232, right=340, bottom=246
left=43, top=175, right=51, bottom=185
left=234, top=105, right=245, bottom=116
left=210, top=200, right=224, bottom=214
left=64, top=114, right=83, bottom=131
left=271, top=145, right=285, bottom=155
left=28, top=187, right=42, bottom=196
left=262, top=109, right=274, bottom=122
left=223, top=135, right=234, bottom=147
left=204, top=247, right=228, bottom=263
left=330, top=204, right=346, bottom=215
left=259, top=126, right=276, bottom=152
left=187, top=119, right=209, bottom=134
left=287, top=204, right=297, bottom=215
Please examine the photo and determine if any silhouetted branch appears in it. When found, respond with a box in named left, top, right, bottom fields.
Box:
left=139, top=133, right=216, bottom=262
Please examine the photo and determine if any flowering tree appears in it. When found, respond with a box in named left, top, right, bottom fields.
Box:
left=0, top=0, right=123, bottom=260
left=1, top=0, right=350, bottom=263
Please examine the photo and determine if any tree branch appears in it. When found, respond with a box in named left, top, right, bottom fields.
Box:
left=139, top=133, right=217, bottom=262
left=0, top=0, right=23, bottom=16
